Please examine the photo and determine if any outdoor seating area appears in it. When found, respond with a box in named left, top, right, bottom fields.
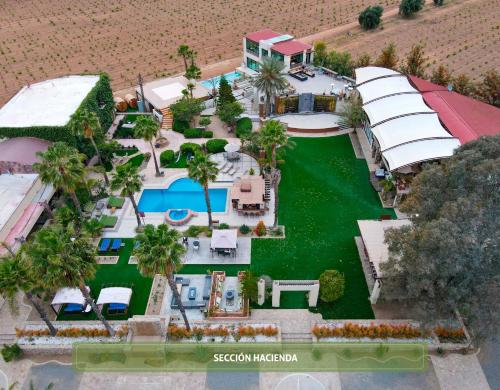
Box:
left=50, top=286, right=91, bottom=315
left=98, top=238, right=123, bottom=253
left=231, top=175, right=267, bottom=216
left=210, top=229, right=238, bottom=257
left=96, top=287, right=133, bottom=315
left=169, top=275, right=211, bottom=309
left=210, top=151, right=260, bottom=182
left=207, top=271, right=249, bottom=318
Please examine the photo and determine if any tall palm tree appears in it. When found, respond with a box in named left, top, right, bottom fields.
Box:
left=187, top=82, right=195, bottom=98
left=134, top=116, right=161, bottom=177
left=33, top=142, right=86, bottom=215
left=187, top=152, right=219, bottom=228
left=252, top=57, right=287, bottom=117
left=134, top=224, right=189, bottom=330
left=0, top=256, right=57, bottom=336
left=259, top=120, right=288, bottom=227
left=25, top=223, right=115, bottom=336
left=339, top=95, right=366, bottom=132
left=110, top=165, right=143, bottom=227
left=68, top=109, right=109, bottom=186
left=177, top=44, right=192, bottom=73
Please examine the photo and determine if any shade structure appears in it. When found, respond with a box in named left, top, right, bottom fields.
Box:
left=382, top=138, right=461, bottom=171
left=210, top=229, right=237, bottom=249
left=355, top=66, right=401, bottom=85
left=51, top=286, right=90, bottom=313
left=96, top=287, right=132, bottom=307
left=224, top=143, right=240, bottom=153
left=357, top=76, right=418, bottom=104
left=363, top=94, right=435, bottom=127
left=372, top=113, right=455, bottom=152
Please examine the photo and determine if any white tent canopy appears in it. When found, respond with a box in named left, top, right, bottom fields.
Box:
left=211, top=229, right=237, bottom=249
left=357, top=76, right=418, bottom=104
left=372, top=113, right=455, bottom=151
left=224, top=143, right=240, bottom=153
left=96, top=287, right=132, bottom=307
left=382, top=138, right=461, bottom=171
left=363, top=94, right=435, bottom=127
left=355, top=66, right=401, bottom=85
left=51, top=286, right=90, bottom=313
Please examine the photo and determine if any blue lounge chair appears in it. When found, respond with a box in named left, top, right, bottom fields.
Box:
left=110, top=239, right=122, bottom=251
left=64, top=303, right=83, bottom=313
left=108, top=303, right=128, bottom=315
left=98, top=239, right=111, bottom=252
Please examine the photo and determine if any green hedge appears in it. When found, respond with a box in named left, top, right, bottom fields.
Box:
left=206, top=139, right=228, bottom=153
left=173, top=119, right=189, bottom=133
left=160, top=149, right=175, bottom=166
left=180, top=142, right=202, bottom=155
left=236, top=117, right=252, bottom=138
left=184, top=128, right=202, bottom=138
left=202, top=131, right=213, bottom=138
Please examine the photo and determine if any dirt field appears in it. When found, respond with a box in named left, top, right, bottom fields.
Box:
left=0, top=0, right=498, bottom=105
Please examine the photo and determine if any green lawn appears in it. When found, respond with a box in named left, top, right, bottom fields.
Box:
left=57, top=239, right=152, bottom=321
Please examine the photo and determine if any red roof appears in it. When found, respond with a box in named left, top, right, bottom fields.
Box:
left=246, top=29, right=281, bottom=42
left=272, top=40, right=312, bottom=56
left=409, top=76, right=500, bottom=144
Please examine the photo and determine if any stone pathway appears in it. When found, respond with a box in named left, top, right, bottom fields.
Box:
left=431, top=353, right=491, bottom=390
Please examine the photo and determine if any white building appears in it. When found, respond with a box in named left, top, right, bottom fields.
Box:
left=242, top=29, right=313, bottom=73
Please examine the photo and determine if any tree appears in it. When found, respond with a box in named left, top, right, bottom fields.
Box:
left=433, top=0, right=444, bottom=5
left=401, top=44, right=427, bottom=77
left=170, top=97, right=204, bottom=126
left=187, top=152, right=219, bottom=228
left=399, top=0, right=424, bottom=17
left=25, top=223, right=116, bottom=336
left=354, top=53, right=372, bottom=68
left=0, top=256, right=57, bottom=336
left=319, top=270, right=345, bottom=302
left=358, top=6, right=384, bottom=30
left=199, top=116, right=212, bottom=129
left=313, top=41, right=328, bottom=66
left=259, top=120, right=288, bottom=227
left=185, top=64, right=202, bottom=81
left=431, top=65, right=452, bottom=86
left=217, top=101, right=244, bottom=130
left=375, top=43, right=398, bottom=69
left=381, top=136, right=500, bottom=346
left=325, top=50, right=353, bottom=76
left=34, top=142, right=86, bottom=215
left=177, top=44, right=192, bottom=73
left=110, top=165, right=143, bottom=227
left=134, top=116, right=161, bottom=176
left=340, top=95, right=365, bottom=131
left=217, top=76, right=235, bottom=109
left=68, top=109, right=109, bottom=186
left=476, top=69, right=500, bottom=107
left=452, top=73, right=474, bottom=96
left=186, top=82, right=195, bottom=98
left=252, top=57, right=287, bottom=117
left=240, top=271, right=258, bottom=303
left=134, top=224, right=190, bottom=329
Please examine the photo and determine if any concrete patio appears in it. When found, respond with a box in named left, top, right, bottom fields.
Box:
left=182, top=237, right=251, bottom=265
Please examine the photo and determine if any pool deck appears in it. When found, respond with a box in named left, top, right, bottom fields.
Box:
left=182, top=237, right=251, bottom=265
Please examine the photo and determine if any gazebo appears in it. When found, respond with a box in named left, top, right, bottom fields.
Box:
left=231, top=175, right=266, bottom=215
left=96, top=287, right=132, bottom=315
left=210, top=229, right=237, bottom=257
left=51, top=286, right=91, bottom=315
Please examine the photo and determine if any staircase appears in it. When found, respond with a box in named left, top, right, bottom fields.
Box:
left=160, top=107, right=173, bottom=130
left=264, top=177, right=271, bottom=201
left=281, top=331, right=313, bottom=343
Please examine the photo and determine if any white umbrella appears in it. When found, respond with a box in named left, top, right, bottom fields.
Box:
left=224, top=143, right=240, bottom=153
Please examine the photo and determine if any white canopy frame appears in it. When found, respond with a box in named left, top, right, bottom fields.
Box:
left=96, top=287, right=133, bottom=307
left=355, top=66, right=401, bottom=86
left=211, top=229, right=238, bottom=250
left=51, top=286, right=90, bottom=314
left=357, top=76, right=418, bottom=104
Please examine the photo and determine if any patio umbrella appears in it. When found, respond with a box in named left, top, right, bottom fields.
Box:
left=224, top=143, right=240, bottom=153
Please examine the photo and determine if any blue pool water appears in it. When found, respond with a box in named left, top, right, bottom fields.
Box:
left=138, top=178, right=227, bottom=213
left=201, top=71, right=241, bottom=90
left=168, top=209, right=188, bottom=221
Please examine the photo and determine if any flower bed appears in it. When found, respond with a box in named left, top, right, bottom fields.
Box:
left=434, top=326, right=467, bottom=343
left=312, top=323, right=428, bottom=340
left=167, top=324, right=279, bottom=343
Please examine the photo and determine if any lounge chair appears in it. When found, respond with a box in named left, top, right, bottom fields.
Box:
left=228, top=167, right=239, bottom=176
left=222, top=163, right=233, bottom=173
left=110, top=239, right=122, bottom=251
left=108, top=196, right=125, bottom=209
left=98, top=238, right=111, bottom=252
left=107, top=303, right=128, bottom=315
left=64, top=303, right=84, bottom=314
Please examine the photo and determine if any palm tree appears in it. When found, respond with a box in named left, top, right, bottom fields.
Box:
left=339, top=95, right=366, bottom=132
left=134, top=224, right=189, bottom=330
left=134, top=116, right=161, bottom=177
left=0, top=256, right=57, bottom=336
left=68, top=109, right=109, bottom=186
left=177, top=44, right=192, bottom=73
left=187, top=82, right=195, bottom=98
left=110, top=165, right=143, bottom=227
left=26, top=223, right=115, bottom=336
left=187, top=152, right=219, bottom=228
left=33, top=142, right=86, bottom=215
left=252, top=57, right=287, bottom=117
left=259, top=120, right=288, bottom=227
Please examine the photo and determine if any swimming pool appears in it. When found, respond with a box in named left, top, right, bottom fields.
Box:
left=138, top=178, right=227, bottom=213
left=201, top=71, right=241, bottom=90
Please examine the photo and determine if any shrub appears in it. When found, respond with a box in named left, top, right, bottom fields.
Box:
left=218, top=223, right=230, bottom=229
left=206, top=139, right=228, bottom=153
left=172, top=119, right=189, bottom=133
left=254, top=221, right=267, bottom=237
left=319, top=270, right=345, bottom=302
left=184, top=128, right=202, bottom=138
left=358, top=6, right=383, bottom=30
left=1, top=344, right=22, bottom=362
left=180, top=142, right=202, bottom=155
left=434, top=326, right=466, bottom=342
left=199, top=117, right=212, bottom=127
left=433, top=0, right=444, bottom=5
left=184, top=225, right=210, bottom=237
left=239, top=224, right=250, bottom=234
left=399, top=0, right=424, bottom=17
left=160, top=149, right=175, bottom=166
left=202, top=130, right=213, bottom=138
left=236, top=117, right=252, bottom=138
left=312, top=323, right=426, bottom=339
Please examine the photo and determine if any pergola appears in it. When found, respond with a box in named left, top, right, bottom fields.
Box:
left=51, top=286, right=91, bottom=315
left=231, top=175, right=266, bottom=215
left=210, top=229, right=237, bottom=257
left=96, top=287, right=132, bottom=315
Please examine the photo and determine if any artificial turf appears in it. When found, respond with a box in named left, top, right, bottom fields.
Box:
left=56, top=239, right=152, bottom=321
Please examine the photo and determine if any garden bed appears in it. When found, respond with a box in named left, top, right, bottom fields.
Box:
left=167, top=323, right=279, bottom=343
